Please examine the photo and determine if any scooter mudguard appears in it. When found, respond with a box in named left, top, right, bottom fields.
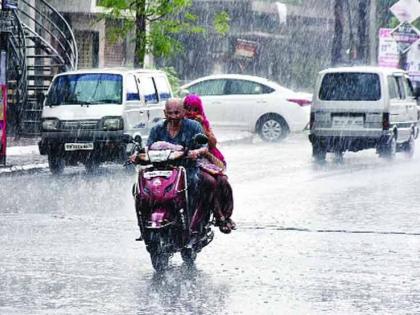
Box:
left=147, top=208, right=174, bottom=228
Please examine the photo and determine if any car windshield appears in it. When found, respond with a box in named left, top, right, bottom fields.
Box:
left=46, top=73, right=123, bottom=106
left=319, top=72, right=381, bottom=101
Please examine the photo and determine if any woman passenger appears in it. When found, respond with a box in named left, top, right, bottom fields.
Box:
left=183, top=94, right=236, bottom=233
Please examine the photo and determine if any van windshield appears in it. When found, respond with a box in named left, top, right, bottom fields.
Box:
left=319, top=73, right=381, bottom=101
left=46, top=73, right=123, bottom=106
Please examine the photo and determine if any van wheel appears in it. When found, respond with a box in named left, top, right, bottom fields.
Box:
left=403, top=135, right=415, bottom=159
left=334, top=150, right=344, bottom=162
left=48, top=154, right=65, bottom=175
left=312, top=143, right=326, bottom=162
left=84, top=159, right=100, bottom=174
left=257, top=114, right=289, bottom=142
left=378, top=136, right=396, bottom=159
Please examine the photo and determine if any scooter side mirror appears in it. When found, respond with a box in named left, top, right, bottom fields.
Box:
left=193, top=133, right=208, bottom=145
left=122, top=134, right=132, bottom=144
left=133, top=135, right=143, bottom=145
left=123, top=134, right=143, bottom=145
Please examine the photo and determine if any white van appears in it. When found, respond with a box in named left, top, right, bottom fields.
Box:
left=38, top=68, right=173, bottom=174
left=309, top=66, right=420, bottom=161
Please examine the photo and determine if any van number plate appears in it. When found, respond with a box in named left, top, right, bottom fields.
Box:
left=332, top=116, right=364, bottom=129
left=64, top=143, right=94, bottom=151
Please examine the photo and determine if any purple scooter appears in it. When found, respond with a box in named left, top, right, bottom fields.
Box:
left=129, top=135, right=214, bottom=272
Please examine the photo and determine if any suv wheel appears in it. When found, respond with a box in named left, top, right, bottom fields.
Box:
left=403, top=134, right=415, bottom=159
left=258, top=114, right=289, bottom=142
left=48, top=154, right=65, bottom=175
left=378, top=136, right=397, bottom=159
left=312, top=143, right=326, bottom=162
left=84, top=159, right=100, bottom=174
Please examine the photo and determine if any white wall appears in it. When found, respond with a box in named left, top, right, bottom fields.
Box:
left=48, top=0, right=96, bottom=13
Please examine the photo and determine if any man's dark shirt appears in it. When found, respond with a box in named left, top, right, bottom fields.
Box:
left=147, top=118, right=204, bottom=149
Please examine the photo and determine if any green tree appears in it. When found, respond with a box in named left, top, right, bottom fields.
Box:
left=98, top=0, right=229, bottom=68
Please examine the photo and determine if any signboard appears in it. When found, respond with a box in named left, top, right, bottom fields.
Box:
left=378, top=28, right=420, bottom=85
left=0, top=84, right=6, bottom=165
left=234, top=39, right=258, bottom=59
left=407, top=39, right=420, bottom=84
left=378, top=28, right=400, bottom=68
left=390, top=0, right=420, bottom=23
left=390, top=22, right=420, bottom=54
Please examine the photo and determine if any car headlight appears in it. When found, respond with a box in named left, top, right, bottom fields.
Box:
left=42, top=119, right=59, bottom=131
left=102, top=117, right=123, bottom=131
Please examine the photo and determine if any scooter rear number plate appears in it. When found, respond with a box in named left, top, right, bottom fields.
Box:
left=144, top=171, right=172, bottom=179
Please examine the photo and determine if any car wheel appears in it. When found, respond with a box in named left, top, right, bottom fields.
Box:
left=334, top=150, right=344, bottom=162
left=257, top=114, right=289, bottom=142
left=48, top=154, right=65, bottom=175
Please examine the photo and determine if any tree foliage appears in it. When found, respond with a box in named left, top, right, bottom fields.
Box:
left=98, top=0, right=229, bottom=67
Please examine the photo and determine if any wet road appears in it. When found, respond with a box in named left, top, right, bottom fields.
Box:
left=2, top=133, right=420, bottom=314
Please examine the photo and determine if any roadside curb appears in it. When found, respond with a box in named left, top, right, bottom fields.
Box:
left=0, top=163, right=48, bottom=177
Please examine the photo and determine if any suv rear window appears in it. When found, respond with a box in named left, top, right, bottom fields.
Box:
left=319, top=73, right=381, bottom=101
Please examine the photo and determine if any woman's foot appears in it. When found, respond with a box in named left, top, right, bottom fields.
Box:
left=226, top=218, right=236, bottom=230
left=216, top=217, right=235, bottom=234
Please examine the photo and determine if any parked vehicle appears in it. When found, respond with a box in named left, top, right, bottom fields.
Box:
left=309, top=66, right=420, bottom=161
left=129, top=136, right=214, bottom=272
left=180, top=74, right=311, bottom=142
left=38, top=68, right=172, bottom=174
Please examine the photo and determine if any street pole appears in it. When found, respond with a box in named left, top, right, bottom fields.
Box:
left=369, top=0, right=377, bottom=65
left=0, top=2, right=12, bottom=165
left=0, top=34, right=8, bottom=165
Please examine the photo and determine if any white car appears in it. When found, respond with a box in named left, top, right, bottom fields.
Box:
left=180, top=74, right=312, bottom=142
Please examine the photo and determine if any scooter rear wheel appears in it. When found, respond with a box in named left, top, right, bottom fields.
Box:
left=181, top=248, right=197, bottom=266
left=150, top=247, right=169, bottom=272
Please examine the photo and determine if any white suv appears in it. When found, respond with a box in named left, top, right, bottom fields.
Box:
left=39, top=68, right=172, bottom=174
left=309, top=66, right=419, bottom=161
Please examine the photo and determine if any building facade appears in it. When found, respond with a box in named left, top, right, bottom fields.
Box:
left=49, top=0, right=135, bottom=69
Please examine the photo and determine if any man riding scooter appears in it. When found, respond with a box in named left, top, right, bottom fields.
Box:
left=131, top=98, right=216, bottom=242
